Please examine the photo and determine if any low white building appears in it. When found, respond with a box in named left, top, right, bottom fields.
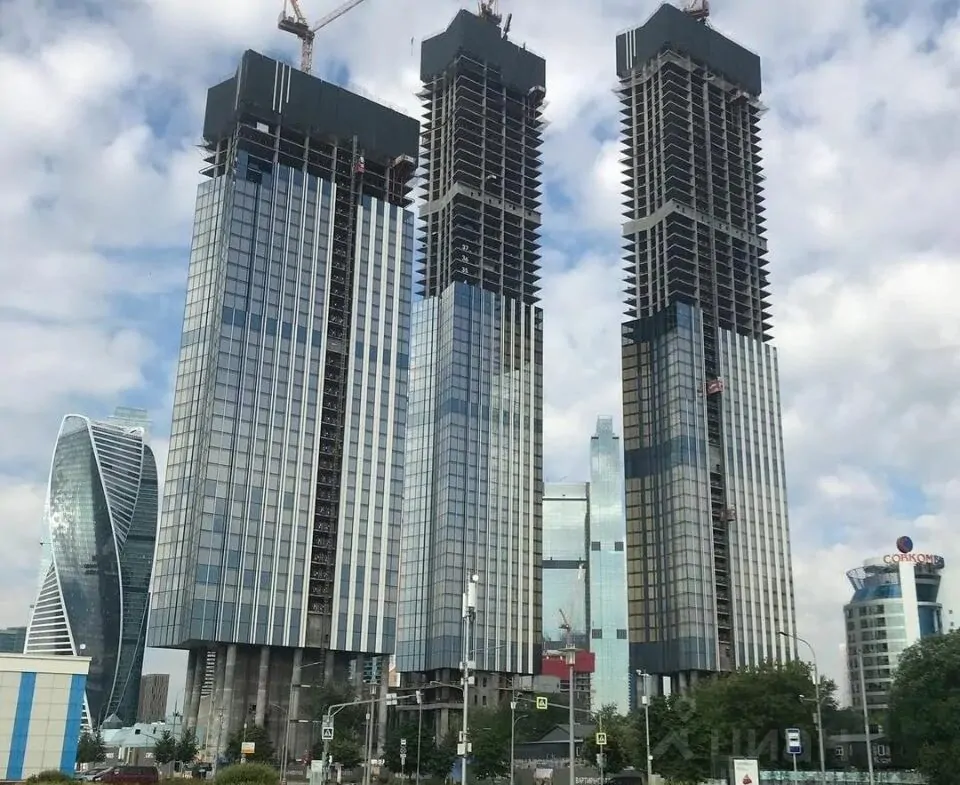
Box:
left=0, top=653, right=91, bottom=780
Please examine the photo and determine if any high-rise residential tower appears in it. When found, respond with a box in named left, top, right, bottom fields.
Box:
left=396, top=5, right=546, bottom=725
left=588, top=417, right=630, bottom=712
left=617, top=2, right=796, bottom=693
left=147, top=50, right=418, bottom=740
left=25, top=410, right=158, bottom=726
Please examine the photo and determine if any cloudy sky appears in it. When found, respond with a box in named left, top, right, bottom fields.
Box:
left=2, top=0, right=960, bottom=708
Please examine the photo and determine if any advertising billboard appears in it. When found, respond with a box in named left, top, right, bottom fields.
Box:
left=730, top=758, right=760, bottom=785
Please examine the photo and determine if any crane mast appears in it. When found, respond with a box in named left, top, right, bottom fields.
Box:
left=278, top=0, right=371, bottom=74
left=683, top=0, right=710, bottom=21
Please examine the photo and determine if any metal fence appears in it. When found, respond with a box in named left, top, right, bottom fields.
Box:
left=703, top=772, right=925, bottom=784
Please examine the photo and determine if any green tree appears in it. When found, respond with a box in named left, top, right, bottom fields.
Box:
left=176, top=727, right=200, bottom=765
left=322, top=735, right=363, bottom=770
left=76, top=729, right=106, bottom=764
left=225, top=725, right=275, bottom=763
left=696, top=659, right=833, bottom=773
left=580, top=710, right=631, bottom=774
left=152, top=729, right=178, bottom=766
left=468, top=708, right=510, bottom=780
left=383, top=721, right=424, bottom=774
left=887, top=630, right=960, bottom=785
left=423, top=731, right=457, bottom=780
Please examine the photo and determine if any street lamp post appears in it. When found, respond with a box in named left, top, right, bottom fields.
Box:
left=636, top=671, right=653, bottom=782
left=566, top=651, right=576, bottom=785
left=415, top=690, right=423, bottom=784
left=271, top=704, right=290, bottom=783
left=780, top=631, right=826, bottom=785
left=509, top=700, right=517, bottom=785
left=461, top=574, right=479, bottom=785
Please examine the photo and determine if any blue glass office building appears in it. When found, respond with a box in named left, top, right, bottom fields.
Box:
left=619, top=4, right=796, bottom=694
left=147, top=51, right=418, bottom=738
left=844, top=554, right=945, bottom=712
left=588, top=418, right=630, bottom=713
left=396, top=7, right=546, bottom=713
left=24, top=412, right=157, bottom=727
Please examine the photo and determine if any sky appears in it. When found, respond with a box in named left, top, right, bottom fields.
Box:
left=2, top=0, right=960, bottom=710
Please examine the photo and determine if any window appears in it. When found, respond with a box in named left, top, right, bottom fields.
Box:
left=592, top=629, right=602, bottom=639
left=617, top=629, right=628, bottom=639
left=615, top=541, right=625, bottom=552
left=591, top=541, right=601, bottom=551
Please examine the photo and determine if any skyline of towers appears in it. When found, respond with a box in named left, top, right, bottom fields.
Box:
left=9, top=1, right=813, bottom=736
left=395, top=5, right=547, bottom=717
left=24, top=410, right=158, bottom=727
left=618, top=2, right=797, bottom=693
left=146, top=50, right=418, bottom=740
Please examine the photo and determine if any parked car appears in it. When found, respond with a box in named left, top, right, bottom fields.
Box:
left=90, top=766, right=159, bottom=784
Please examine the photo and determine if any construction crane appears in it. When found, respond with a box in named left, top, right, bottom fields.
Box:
left=478, top=0, right=502, bottom=25
left=683, top=0, right=710, bottom=22
left=278, top=0, right=370, bottom=74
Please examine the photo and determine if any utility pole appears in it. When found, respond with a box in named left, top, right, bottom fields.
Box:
left=857, top=648, right=876, bottom=785
left=559, top=610, right=577, bottom=785
left=460, top=574, right=479, bottom=785
left=637, top=671, right=652, bottom=781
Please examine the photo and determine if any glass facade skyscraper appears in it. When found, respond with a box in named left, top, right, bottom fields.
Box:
left=24, top=411, right=158, bottom=727
left=588, top=418, right=630, bottom=713
left=844, top=552, right=945, bottom=713
left=542, top=483, right=589, bottom=652
left=147, top=50, right=418, bottom=739
left=617, top=3, right=796, bottom=693
left=396, top=7, right=546, bottom=718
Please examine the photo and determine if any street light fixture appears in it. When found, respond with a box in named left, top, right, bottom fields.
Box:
left=635, top=670, right=653, bottom=782
left=460, top=574, right=479, bottom=785
left=779, top=630, right=826, bottom=785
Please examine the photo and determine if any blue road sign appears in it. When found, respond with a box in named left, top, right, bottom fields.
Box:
left=785, top=728, right=802, bottom=756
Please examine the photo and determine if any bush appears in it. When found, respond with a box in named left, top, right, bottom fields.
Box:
left=214, top=763, right=279, bottom=785
left=26, top=771, right=73, bottom=784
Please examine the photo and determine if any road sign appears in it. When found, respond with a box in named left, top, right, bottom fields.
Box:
left=400, top=739, right=407, bottom=751
left=321, top=725, right=335, bottom=741
left=400, top=754, right=407, bottom=766
left=241, top=742, right=255, bottom=755
left=785, top=728, right=802, bottom=756
left=535, top=696, right=548, bottom=710
left=595, top=732, right=607, bottom=746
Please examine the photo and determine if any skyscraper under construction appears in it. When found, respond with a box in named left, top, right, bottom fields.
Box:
left=148, top=50, right=418, bottom=742
left=396, top=2, right=546, bottom=729
left=617, top=1, right=797, bottom=695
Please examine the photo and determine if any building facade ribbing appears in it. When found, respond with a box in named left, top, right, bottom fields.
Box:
left=844, top=554, right=945, bottom=713
left=588, top=418, right=630, bottom=713
left=147, top=50, right=418, bottom=742
left=396, top=7, right=546, bottom=719
left=617, top=3, right=796, bottom=693
left=24, top=412, right=157, bottom=727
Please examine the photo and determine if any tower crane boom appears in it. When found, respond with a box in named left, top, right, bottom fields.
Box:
left=278, top=0, right=371, bottom=74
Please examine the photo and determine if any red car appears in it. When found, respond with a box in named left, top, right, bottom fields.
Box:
left=91, top=766, right=159, bottom=784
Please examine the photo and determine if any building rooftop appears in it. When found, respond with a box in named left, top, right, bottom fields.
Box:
left=203, top=50, right=419, bottom=163
left=615, top=2, right=761, bottom=94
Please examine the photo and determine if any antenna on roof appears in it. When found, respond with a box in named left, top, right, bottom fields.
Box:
left=682, top=0, right=710, bottom=22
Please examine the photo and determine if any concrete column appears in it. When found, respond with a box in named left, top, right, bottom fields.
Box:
left=254, top=646, right=271, bottom=725
left=186, top=648, right=205, bottom=730
left=222, top=644, right=239, bottom=738
left=184, top=651, right=198, bottom=729
left=376, top=659, right=389, bottom=756
left=288, top=648, right=305, bottom=758
left=204, top=649, right=226, bottom=759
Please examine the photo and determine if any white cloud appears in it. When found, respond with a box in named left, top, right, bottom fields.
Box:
left=0, top=0, right=959, bottom=703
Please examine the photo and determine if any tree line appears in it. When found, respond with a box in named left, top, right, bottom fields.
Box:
left=73, top=630, right=960, bottom=785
